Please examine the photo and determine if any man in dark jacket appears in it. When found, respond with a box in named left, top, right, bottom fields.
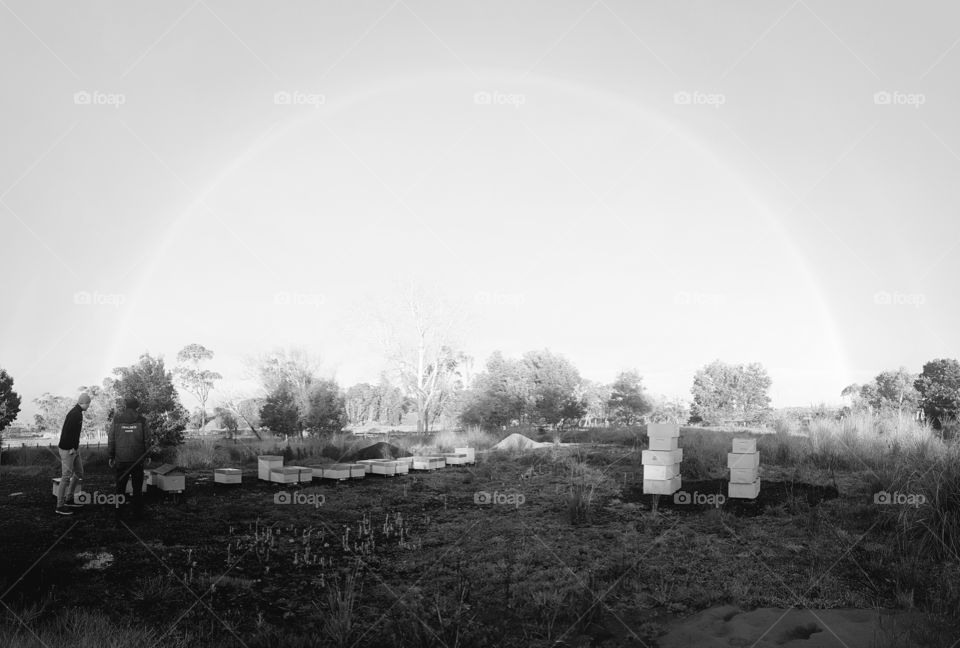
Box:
left=108, top=396, right=152, bottom=521
left=55, top=393, right=91, bottom=515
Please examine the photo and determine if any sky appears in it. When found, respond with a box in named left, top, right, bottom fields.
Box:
left=2, top=0, right=959, bottom=421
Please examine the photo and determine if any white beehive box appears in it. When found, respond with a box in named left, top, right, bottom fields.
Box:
left=729, top=467, right=759, bottom=483
left=648, top=436, right=680, bottom=451
left=51, top=477, right=88, bottom=499
left=392, top=459, right=410, bottom=474
left=320, top=464, right=352, bottom=481
left=258, top=455, right=284, bottom=481
left=270, top=467, right=301, bottom=484
left=732, top=438, right=757, bottom=454
left=728, top=478, right=761, bottom=499
left=150, top=464, right=185, bottom=492
left=442, top=453, right=469, bottom=465
left=641, top=449, right=683, bottom=466
left=355, top=459, right=381, bottom=474
left=214, top=468, right=242, bottom=484
left=647, top=423, right=680, bottom=440
left=345, top=464, right=366, bottom=479
left=643, top=463, right=680, bottom=480
left=286, top=466, right=314, bottom=483
left=396, top=456, right=415, bottom=469
left=370, top=460, right=398, bottom=476
left=411, top=456, right=445, bottom=470
left=454, top=447, right=475, bottom=464
left=727, top=452, right=759, bottom=469
left=643, top=476, right=681, bottom=495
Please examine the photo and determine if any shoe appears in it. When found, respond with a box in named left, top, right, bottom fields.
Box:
left=65, top=502, right=84, bottom=508
left=55, top=507, right=73, bottom=516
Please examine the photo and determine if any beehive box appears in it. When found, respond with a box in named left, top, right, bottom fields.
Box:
left=732, top=438, right=757, bottom=454
left=319, top=464, right=352, bottom=481
left=270, top=467, right=301, bottom=484
left=258, top=455, right=284, bottom=481
left=643, top=476, right=681, bottom=495
left=286, top=466, right=314, bottom=483
left=454, top=447, right=476, bottom=464
left=728, top=478, right=761, bottom=499
left=729, top=467, right=759, bottom=484
left=149, top=464, right=185, bottom=492
left=648, top=436, right=680, bottom=451
left=643, top=463, right=680, bottom=480
left=51, top=477, right=88, bottom=499
left=214, top=468, right=242, bottom=484
left=370, top=460, right=398, bottom=476
left=727, top=452, right=760, bottom=469
left=411, top=456, right=445, bottom=471
left=647, top=422, right=680, bottom=440
left=345, top=464, right=366, bottom=479
left=392, top=459, right=410, bottom=474
left=442, top=453, right=469, bottom=466
left=355, top=459, right=383, bottom=474
left=396, top=456, right=415, bottom=469
left=641, top=449, right=683, bottom=466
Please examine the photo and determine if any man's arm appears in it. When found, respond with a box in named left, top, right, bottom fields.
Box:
left=60, top=408, right=82, bottom=450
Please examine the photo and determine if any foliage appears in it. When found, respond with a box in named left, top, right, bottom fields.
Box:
left=915, top=358, right=960, bottom=429
left=302, top=379, right=347, bottom=434
left=690, top=360, right=771, bottom=425
left=0, top=367, right=21, bottom=433
left=174, top=343, right=222, bottom=431
left=259, top=381, right=300, bottom=436
left=606, top=370, right=651, bottom=425
left=110, top=352, right=189, bottom=447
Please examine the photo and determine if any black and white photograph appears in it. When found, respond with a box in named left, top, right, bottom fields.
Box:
left=1, top=1, right=959, bottom=646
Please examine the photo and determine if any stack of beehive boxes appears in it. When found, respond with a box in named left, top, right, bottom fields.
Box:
left=642, top=423, right=683, bottom=495
left=727, top=438, right=760, bottom=499
left=258, top=455, right=284, bottom=481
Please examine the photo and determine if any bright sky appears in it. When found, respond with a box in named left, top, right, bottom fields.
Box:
left=2, top=1, right=959, bottom=421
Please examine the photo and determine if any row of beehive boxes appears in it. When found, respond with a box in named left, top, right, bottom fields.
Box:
left=52, top=463, right=186, bottom=497
left=255, top=448, right=476, bottom=483
left=642, top=422, right=683, bottom=494
left=728, top=437, right=760, bottom=499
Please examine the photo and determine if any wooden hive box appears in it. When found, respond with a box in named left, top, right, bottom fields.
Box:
left=392, top=459, right=410, bottom=474
left=643, top=463, right=680, bottom=481
left=286, top=466, right=314, bottom=483
left=270, top=467, right=301, bottom=484
left=214, top=468, right=242, bottom=484
left=396, top=456, right=414, bottom=469
left=319, top=464, right=352, bottom=481
left=728, top=478, right=761, bottom=499
left=355, top=459, right=383, bottom=474
left=732, top=438, right=757, bottom=454
left=441, top=453, right=469, bottom=466
left=648, top=436, right=680, bottom=452
left=729, top=467, right=759, bottom=484
left=370, top=460, right=398, bottom=476
left=150, top=464, right=185, bottom=493
left=454, top=447, right=476, bottom=464
left=412, top=456, right=445, bottom=470
left=345, top=464, right=366, bottom=479
left=643, top=476, right=681, bottom=495
left=641, top=449, right=683, bottom=466
left=258, top=455, right=284, bottom=481
left=727, top=452, right=760, bottom=470
left=647, top=423, right=680, bottom=440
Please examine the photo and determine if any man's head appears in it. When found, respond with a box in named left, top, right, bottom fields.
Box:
left=77, top=393, right=91, bottom=411
left=124, top=396, right=140, bottom=411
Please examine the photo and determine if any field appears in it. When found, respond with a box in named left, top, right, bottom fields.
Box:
left=1, top=418, right=959, bottom=647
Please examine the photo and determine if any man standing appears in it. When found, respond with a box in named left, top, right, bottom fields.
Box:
left=55, top=393, right=91, bottom=515
left=108, top=396, right=152, bottom=522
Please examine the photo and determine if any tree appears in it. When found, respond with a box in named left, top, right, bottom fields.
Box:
left=648, top=395, right=691, bottom=424
left=607, top=370, right=652, bottom=425
left=253, top=347, right=326, bottom=437
left=345, top=383, right=377, bottom=426
left=915, top=358, right=960, bottom=429
left=32, top=393, right=73, bottom=434
left=690, top=360, right=772, bottom=425
left=459, top=351, right=528, bottom=429
left=0, top=367, right=22, bottom=434
left=218, top=394, right=264, bottom=439
left=214, top=407, right=239, bottom=436
left=521, top=349, right=583, bottom=427
left=259, top=382, right=300, bottom=436
left=174, top=343, right=222, bottom=433
left=111, top=353, right=190, bottom=447
left=302, top=379, right=347, bottom=434
left=873, top=368, right=919, bottom=421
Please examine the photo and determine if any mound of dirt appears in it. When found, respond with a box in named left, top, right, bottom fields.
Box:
left=492, top=433, right=552, bottom=452
left=346, top=442, right=412, bottom=461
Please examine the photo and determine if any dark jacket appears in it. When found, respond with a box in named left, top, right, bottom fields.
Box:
left=108, top=408, right=150, bottom=464
left=58, top=405, right=84, bottom=450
